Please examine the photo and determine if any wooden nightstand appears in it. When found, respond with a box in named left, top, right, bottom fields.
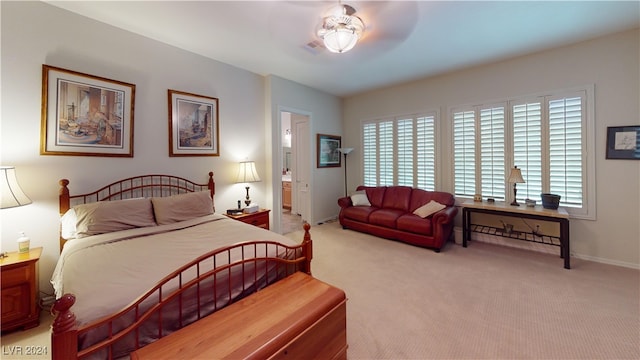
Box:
left=225, top=209, right=271, bottom=230
left=1, top=247, right=42, bottom=332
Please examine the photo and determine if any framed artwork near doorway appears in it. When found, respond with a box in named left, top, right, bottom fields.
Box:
left=168, top=89, right=220, bottom=157
left=317, top=133, right=341, bottom=168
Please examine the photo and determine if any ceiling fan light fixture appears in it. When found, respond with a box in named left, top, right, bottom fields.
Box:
left=318, top=4, right=364, bottom=54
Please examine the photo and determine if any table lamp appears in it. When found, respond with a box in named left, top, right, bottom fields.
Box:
left=507, top=166, right=525, bottom=206
left=236, top=161, right=261, bottom=206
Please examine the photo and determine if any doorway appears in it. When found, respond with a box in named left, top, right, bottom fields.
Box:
left=279, top=109, right=311, bottom=234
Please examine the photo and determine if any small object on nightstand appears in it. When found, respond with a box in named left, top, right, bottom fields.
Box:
left=244, top=204, right=259, bottom=214
left=227, top=209, right=244, bottom=216
left=17, top=231, right=30, bottom=253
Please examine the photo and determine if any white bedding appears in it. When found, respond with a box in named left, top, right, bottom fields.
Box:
left=51, top=213, right=299, bottom=327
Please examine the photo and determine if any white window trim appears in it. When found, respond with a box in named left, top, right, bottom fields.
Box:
left=360, top=109, right=441, bottom=190
left=448, top=85, right=596, bottom=220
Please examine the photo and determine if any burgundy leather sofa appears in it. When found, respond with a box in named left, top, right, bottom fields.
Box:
left=337, top=186, right=458, bottom=252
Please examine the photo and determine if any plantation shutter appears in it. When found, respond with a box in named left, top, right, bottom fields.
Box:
left=548, top=94, right=584, bottom=207
left=479, top=106, right=505, bottom=200
left=397, top=118, right=414, bottom=186
left=453, top=110, right=476, bottom=196
left=416, top=115, right=435, bottom=191
left=362, top=114, right=436, bottom=189
left=379, top=121, right=394, bottom=186
left=512, top=101, right=543, bottom=201
left=363, top=122, right=377, bottom=186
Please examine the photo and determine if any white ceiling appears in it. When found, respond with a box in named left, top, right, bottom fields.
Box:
left=46, top=1, right=639, bottom=97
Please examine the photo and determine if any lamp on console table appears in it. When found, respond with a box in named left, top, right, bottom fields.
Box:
left=236, top=161, right=261, bottom=207
left=337, top=147, right=354, bottom=197
left=507, top=166, right=525, bottom=206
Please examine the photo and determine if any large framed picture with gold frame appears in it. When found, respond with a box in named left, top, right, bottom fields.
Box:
left=40, top=65, right=135, bottom=157
left=168, top=89, right=220, bottom=157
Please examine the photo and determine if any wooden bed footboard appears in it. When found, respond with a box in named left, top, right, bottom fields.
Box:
left=51, top=224, right=312, bottom=360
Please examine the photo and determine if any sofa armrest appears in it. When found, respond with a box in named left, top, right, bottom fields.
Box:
left=431, top=206, right=459, bottom=249
left=337, top=196, right=352, bottom=209
left=432, top=206, right=457, bottom=225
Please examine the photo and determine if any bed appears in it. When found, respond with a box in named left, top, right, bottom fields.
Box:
left=50, top=172, right=313, bottom=360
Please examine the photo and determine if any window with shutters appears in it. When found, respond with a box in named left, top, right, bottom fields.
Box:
left=362, top=113, right=437, bottom=190
left=452, top=87, right=594, bottom=219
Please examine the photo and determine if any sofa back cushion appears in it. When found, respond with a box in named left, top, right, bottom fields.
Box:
left=381, top=186, right=413, bottom=211
left=409, top=189, right=455, bottom=212
left=356, top=186, right=387, bottom=208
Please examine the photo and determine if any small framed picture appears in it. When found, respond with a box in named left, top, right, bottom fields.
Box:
left=606, top=125, right=640, bottom=160
left=317, top=134, right=341, bottom=168
left=168, top=89, right=219, bottom=157
left=40, top=65, right=135, bottom=157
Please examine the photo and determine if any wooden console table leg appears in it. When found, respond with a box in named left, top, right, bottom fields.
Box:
left=561, top=218, right=570, bottom=269
left=462, top=208, right=469, bottom=247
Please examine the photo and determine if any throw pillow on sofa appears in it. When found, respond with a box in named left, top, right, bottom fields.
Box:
left=413, top=200, right=445, bottom=218
left=350, top=191, right=371, bottom=206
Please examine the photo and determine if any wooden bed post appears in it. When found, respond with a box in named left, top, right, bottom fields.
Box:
left=59, top=179, right=70, bottom=252
left=302, top=222, right=312, bottom=275
left=207, top=171, right=215, bottom=212
left=51, top=293, right=78, bottom=360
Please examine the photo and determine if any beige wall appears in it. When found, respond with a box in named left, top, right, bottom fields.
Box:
left=343, top=28, right=640, bottom=268
left=0, top=2, right=343, bottom=293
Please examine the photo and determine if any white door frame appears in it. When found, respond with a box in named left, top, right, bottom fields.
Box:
left=275, top=106, right=312, bottom=233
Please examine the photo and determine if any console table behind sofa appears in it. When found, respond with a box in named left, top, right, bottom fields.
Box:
left=461, top=201, right=570, bottom=269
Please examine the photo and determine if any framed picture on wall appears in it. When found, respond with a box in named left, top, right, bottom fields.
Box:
left=168, top=89, right=220, bottom=157
left=606, top=125, right=640, bottom=160
left=317, top=133, right=341, bottom=168
left=40, top=65, right=135, bottom=157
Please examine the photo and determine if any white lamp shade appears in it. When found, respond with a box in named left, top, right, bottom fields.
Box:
left=337, top=147, right=354, bottom=155
left=507, top=167, right=525, bottom=184
left=236, top=161, right=261, bottom=183
left=1, top=166, right=32, bottom=209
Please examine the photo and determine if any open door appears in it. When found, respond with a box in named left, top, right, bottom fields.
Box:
left=292, top=114, right=310, bottom=223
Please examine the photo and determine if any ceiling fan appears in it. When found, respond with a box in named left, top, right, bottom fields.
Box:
left=268, top=1, right=419, bottom=57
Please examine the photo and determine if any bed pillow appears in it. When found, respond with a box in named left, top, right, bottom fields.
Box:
left=152, top=191, right=213, bottom=225
left=73, top=198, right=156, bottom=238
left=413, top=200, right=446, bottom=218
left=60, top=208, right=78, bottom=240
left=350, top=191, right=371, bottom=207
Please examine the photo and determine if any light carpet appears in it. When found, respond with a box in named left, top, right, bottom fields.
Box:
left=285, top=221, right=640, bottom=360
left=2, top=221, right=638, bottom=360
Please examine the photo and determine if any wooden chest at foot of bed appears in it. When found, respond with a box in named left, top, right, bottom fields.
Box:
left=130, top=272, right=347, bottom=360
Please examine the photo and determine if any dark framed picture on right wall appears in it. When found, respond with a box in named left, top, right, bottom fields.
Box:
left=606, top=125, right=640, bottom=159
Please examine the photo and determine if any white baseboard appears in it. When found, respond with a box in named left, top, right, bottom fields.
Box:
left=470, top=233, right=640, bottom=270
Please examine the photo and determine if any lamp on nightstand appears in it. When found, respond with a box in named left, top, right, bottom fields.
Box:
left=236, top=161, right=261, bottom=207
left=507, top=166, right=525, bottom=206
left=1, top=166, right=32, bottom=209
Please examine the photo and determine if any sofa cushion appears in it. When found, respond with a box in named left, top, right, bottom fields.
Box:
left=409, top=189, right=455, bottom=211
left=413, top=200, right=446, bottom=218
left=381, top=186, right=413, bottom=211
left=369, top=208, right=404, bottom=229
left=397, top=213, right=433, bottom=236
left=350, top=191, right=371, bottom=206
left=357, top=186, right=386, bottom=208
left=342, top=206, right=377, bottom=223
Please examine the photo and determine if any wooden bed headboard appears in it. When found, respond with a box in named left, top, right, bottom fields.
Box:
left=58, top=172, right=215, bottom=252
